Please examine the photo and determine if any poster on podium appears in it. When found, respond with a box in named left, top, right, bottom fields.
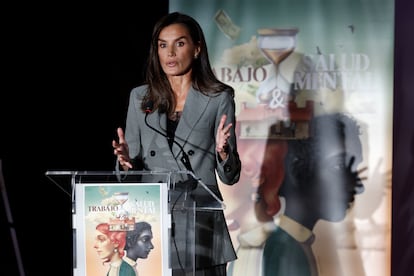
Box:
left=73, top=182, right=171, bottom=276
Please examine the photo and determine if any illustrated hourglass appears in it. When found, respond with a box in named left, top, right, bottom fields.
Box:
left=257, top=28, right=299, bottom=109
left=114, top=192, right=129, bottom=219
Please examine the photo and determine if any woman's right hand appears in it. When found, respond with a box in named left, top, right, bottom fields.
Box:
left=112, top=127, right=133, bottom=169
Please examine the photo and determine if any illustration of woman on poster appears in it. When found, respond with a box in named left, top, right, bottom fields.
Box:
left=123, top=221, right=155, bottom=275
left=94, top=222, right=136, bottom=276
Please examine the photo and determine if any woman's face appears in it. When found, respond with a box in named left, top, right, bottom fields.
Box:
left=157, top=23, right=200, bottom=78
left=220, top=139, right=288, bottom=223
left=129, top=229, right=154, bottom=259
left=93, top=230, right=116, bottom=262
left=311, top=133, right=364, bottom=222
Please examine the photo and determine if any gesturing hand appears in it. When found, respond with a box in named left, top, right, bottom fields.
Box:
left=112, top=127, right=133, bottom=169
left=216, top=114, right=232, bottom=161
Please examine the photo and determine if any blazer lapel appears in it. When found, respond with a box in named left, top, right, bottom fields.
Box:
left=174, top=87, right=210, bottom=150
left=146, top=111, right=169, bottom=147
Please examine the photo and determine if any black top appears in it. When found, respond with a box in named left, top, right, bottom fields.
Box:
left=167, top=111, right=182, bottom=149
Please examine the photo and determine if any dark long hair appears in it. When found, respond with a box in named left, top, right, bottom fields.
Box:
left=142, top=12, right=234, bottom=115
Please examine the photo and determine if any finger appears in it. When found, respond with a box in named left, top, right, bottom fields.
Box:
left=223, top=123, right=233, bottom=134
left=117, top=127, right=126, bottom=143
left=114, top=148, right=124, bottom=156
left=112, top=139, right=120, bottom=149
left=219, top=114, right=227, bottom=129
left=120, top=160, right=133, bottom=169
left=119, top=157, right=132, bottom=168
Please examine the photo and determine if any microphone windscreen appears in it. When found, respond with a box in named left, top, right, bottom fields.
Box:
left=145, top=100, right=154, bottom=113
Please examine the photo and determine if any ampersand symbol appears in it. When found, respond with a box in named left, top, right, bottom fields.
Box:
left=269, top=87, right=286, bottom=108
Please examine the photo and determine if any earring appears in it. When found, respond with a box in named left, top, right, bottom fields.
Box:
left=114, top=248, right=118, bottom=253
left=251, top=192, right=261, bottom=202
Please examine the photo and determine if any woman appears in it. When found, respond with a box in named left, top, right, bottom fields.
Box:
left=94, top=223, right=136, bottom=276
left=263, top=112, right=365, bottom=276
left=123, top=221, right=154, bottom=273
left=112, top=12, right=241, bottom=275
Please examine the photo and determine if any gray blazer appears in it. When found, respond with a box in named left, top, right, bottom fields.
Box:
left=124, top=84, right=241, bottom=268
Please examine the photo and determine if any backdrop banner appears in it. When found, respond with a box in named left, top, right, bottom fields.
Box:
left=170, top=1, right=393, bottom=275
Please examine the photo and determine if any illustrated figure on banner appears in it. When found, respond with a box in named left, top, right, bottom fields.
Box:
left=225, top=111, right=366, bottom=276
left=224, top=131, right=289, bottom=276
left=123, top=221, right=155, bottom=275
left=94, top=222, right=136, bottom=276
left=262, top=112, right=366, bottom=276
left=224, top=86, right=314, bottom=276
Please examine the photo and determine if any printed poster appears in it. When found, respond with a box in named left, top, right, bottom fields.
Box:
left=73, top=183, right=171, bottom=276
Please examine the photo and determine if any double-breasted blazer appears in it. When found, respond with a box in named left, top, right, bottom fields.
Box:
left=123, top=84, right=241, bottom=268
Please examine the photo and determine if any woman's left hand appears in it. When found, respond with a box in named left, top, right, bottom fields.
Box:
left=216, top=114, right=232, bottom=160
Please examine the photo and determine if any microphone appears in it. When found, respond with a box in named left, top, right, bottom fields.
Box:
left=144, top=100, right=194, bottom=173
left=145, top=100, right=153, bottom=114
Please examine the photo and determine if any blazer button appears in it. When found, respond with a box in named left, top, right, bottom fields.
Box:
left=224, top=165, right=231, bottom=172
left=150, top=150, right=156, bottom=156
left=188, top=150, right=194, bottom=156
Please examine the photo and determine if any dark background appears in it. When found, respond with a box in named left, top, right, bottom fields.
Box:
left=0, top=1, right=412, bottom=275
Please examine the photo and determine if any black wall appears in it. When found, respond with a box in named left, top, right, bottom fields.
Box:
left=392, top=0, right=414, bottom=275
left=0, top=2, right=168, bottom=276
left=0, top=1, right=412, bottom=275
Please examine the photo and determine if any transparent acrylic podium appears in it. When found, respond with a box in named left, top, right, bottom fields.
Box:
left=45, top=170, right=224, bottom=276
